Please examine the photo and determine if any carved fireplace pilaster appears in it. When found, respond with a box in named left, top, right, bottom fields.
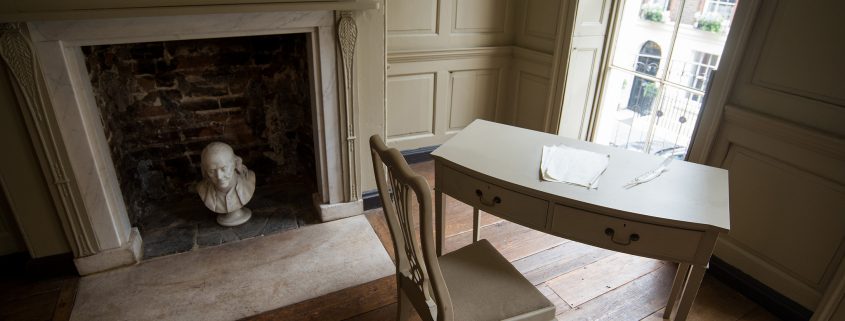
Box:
left=0, top=23, right=143, bottom=274
left=337, top=11, right=359, bottom=203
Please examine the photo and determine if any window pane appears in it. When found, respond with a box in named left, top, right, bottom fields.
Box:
left=611, top=0, right=675, bottom=78
left=594, top=68, right=665, bottom=151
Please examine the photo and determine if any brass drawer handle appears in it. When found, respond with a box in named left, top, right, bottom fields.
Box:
left=475, top=189, right=501, bottom=207
left=604, top=228, right=640, bottom=245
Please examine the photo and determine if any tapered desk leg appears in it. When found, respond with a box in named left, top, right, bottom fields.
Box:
left=673, top=264, right=706, bottom=321
left=472, top=208, right=480, bottom=242
left=664, top=263, right=691, bottom=319
left=435, top=190, right=445, bottom=257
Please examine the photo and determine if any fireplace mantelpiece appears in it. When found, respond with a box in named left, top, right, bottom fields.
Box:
left=0, top=5, right=373, bottom=274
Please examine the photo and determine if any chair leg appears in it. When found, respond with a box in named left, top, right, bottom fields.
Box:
left=398, top=289, right=413, bottom=321
left=435, top=190, right=445, bottom=256
left=472, top=208, right=480, bottom=242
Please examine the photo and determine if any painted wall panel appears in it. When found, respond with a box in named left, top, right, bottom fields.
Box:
left=386, top=73, right=436, bottom=139
left=516, top=0, right=560, bottom=53
left=387, top=0, right=438, bottom=34
left=448, top=69, right=498, bottom=131
left=752, top=1, right=844, bottom=106
left=453, top=0, right=507, bottom=33
left=514, top=71, right=550, bottom=131
left=729, top=0, right=845, bottom=137
left=724, top=147, right=845, bottom=288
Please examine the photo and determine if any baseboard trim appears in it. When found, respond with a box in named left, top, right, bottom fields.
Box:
left=363, top=190, right=381, bottom=211
left=708, top=256, right=813, bottom=321
left=364, top=145, right=438, bottom=211
left=400, top=145, right=438, bottom=164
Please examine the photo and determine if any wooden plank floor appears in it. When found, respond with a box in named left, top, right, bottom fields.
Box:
left=0, top=253, right=79, bottom=321
left=0, top=163, right=785, bottom=321
left=250, top=161, right=782, bottom=321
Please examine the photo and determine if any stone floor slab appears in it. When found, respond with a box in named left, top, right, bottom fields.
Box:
left=70, top=215, right=393, bottom=321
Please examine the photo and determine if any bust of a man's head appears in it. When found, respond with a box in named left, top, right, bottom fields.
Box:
left=201, top=142, right=239, bottom=192
left=198, top=141, right=256, bottom=225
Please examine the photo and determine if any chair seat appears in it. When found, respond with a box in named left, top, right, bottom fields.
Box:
left=438, top=239, right=555, bottom=321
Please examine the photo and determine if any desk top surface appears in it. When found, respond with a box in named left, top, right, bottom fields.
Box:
left=431, top=120, right=730, bottom=232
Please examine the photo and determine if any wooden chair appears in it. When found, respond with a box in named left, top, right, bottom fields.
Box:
left=370, top=135, right=555, bottom=321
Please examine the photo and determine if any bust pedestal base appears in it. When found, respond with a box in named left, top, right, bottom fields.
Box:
left=217, top=207, right=252, bottom=227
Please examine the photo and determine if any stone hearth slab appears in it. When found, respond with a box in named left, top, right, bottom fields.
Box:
left=70, top=215, right=393, bottom=321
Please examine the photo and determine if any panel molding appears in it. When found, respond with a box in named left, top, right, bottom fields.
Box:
left=522, top=0, right=558, bottom=40
left=720, top=105, right=845, bottom=163
left=512, top=46, right=552, bottom=65
left=386, top=0, right=439, bottom=35
left=727, top=0, right=845, bottom=137
left=572, top=0, right=610, bottom=36
left=385, top=72, right=437, bottom=140
left=722, top=145, right=844, bottom=286
left=505, top=47, right=553, bottom=128
left=813, top=255, right=845, bottom=321
left=387, top=46, right=512, bottom=63
left=512, top=70, right=550, bottom=131
left=716, top=236, right=825, bottom=310
left=447, top=68, right=499, bottom=132
left=709, top=255, right=814, bottom=320
left=747, top=0, right=845, bottom=107
left=451, top=0, right=508, bottom=34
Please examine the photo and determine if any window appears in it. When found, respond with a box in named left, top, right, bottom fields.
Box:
left=627, top=41, right=662, bottom=115
left=685, top=51, right=719, bottom=102
left=704, top=0, right=737, bottom=19
left=592, top=0, right=739, bottom=158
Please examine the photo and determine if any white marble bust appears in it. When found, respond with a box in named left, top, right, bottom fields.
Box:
left=197, top=142, right=256, bottom=226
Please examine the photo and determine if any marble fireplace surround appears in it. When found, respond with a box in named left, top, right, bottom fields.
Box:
left=9, top=8, right=369, bottom=274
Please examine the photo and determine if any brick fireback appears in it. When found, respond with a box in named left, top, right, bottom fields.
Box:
left=82, top=33, right=315, bottom=225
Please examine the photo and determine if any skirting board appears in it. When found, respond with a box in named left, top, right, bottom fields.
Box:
left=708, top=256, right=813, bottom=321
left=401, top=145, right=438, bottom=164
left=363, top=145, right=438, bottom=211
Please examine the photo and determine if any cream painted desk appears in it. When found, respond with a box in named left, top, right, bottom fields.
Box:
left=431, top=120, right=729, bottom=321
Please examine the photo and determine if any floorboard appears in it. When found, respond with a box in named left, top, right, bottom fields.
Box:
left=547, top=253, right=667, bottom=307
left=242, top=275, right=397, bottom=321
left=557, top=264, right=675, bottom=321
left=513, top=240, right=615, bottom=285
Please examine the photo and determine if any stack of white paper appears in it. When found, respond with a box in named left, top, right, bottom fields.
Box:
left=540, top=144, right=610, bottom=189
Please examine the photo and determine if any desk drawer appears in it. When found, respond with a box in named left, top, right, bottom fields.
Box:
left=551, top=204, right=702, bottom=262
left=439, top=165, right=548, bottom=230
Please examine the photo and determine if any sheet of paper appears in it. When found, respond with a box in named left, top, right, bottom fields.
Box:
left=540, top=144, right=609, bottom=189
